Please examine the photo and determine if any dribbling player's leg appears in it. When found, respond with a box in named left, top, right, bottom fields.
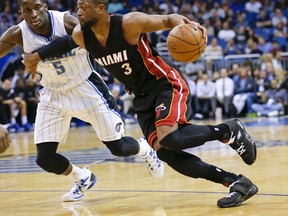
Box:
left=157, top=148, right=258, bottom=208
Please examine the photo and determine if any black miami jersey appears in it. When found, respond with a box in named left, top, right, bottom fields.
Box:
left=83, top=14, right=192, bottom=145
left=83, top=14, right=177, bottom=95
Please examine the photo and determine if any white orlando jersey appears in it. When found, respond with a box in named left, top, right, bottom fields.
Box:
left=19, top=10, right=92, bottom=90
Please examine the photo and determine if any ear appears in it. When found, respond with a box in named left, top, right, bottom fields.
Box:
left=98, top=3, right=105, bottom=15
left=18, top=10, right=23, bottom=19
left=44, top=3, right=48, bottom=10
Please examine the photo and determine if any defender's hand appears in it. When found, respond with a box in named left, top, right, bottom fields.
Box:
left=22, top=53, right=40, bottom=79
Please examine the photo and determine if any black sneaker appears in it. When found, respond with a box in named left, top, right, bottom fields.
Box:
left=221, top=119, right=257, bottom=165
left=217, top=174, right=258, bottom=208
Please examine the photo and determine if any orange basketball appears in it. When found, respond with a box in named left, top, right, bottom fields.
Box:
left=166, top=23, right=207, bottom=63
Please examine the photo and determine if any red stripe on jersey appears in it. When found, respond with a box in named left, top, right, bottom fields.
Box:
left=137, top=34, right=191, bottom=127
left=137, top=34, right=171, bottom=79
left=156, top=67, right=191, bottom=126
left=148, top=130, right=157, bottom=147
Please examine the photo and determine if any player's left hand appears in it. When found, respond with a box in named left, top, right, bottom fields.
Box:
left=184, top=19, right=207, bottom=43
left=22, top=53, right=39, bottom=79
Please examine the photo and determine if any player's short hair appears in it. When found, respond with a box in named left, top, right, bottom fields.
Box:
left=18, top=0, right=47, bottom=9
left=92, top=0, right=108, bottom=9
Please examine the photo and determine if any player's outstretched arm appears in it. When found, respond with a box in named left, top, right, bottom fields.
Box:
left=122, top=12, right=206, bottom=45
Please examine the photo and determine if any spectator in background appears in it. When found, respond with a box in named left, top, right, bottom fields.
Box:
left=271, top=51, right=284, bottom=72
left=245, top=0, right=262, bottom=13
left=13, top=78, right=27, bottom=101
left=1, top=79, right=32, bottom=132
left=213, top=18, right=223, bottom=37
left=203, top=37, right=223, bottom=73
left=257, top=36, right=273, bottom=54
left=178, top=1, right=193, bottom=18
left=229, top=63, right=241, bottom=83
left=10, top=63, right=29, bottom=88
left=211, top=2, right=226, bottom=20
left=215, top=68, right=235, bottom=118
left=0, top=15, right=11, bottom=35
left=255, top=69, right=271, bottom=93
left=233, top=67, right=257, bottom=115
left=203, top=19, right=214, bottom=37
left=273, top=22, right=287, bottom=38
left=195, top=73, right=216, bottom=119
left=271, top=8, right=287, bottom=27
left=108, top=0, right=124, bottom=13
left=183, top=73, right=197, bottom=116
left=250, top=41, right=263, bottom=55
left=234, top=26, right=248, bottom=47
left=223, top=39, right=242, bottom=55
left=252, top=79, right=287, bottom=117
left=159, top=0, right=179, bottom=14
left=270, top=40, right=281, bottom=55
left=263, top=62, right=276, bottom=81
left=256, top=8, right=272, bottom=28
left=229, top=0, right=244, bottom=14
left=246, top=28, right=258, bottom=42
left=234, top=12, right=249, bottom=29
left=218, top=21, right=236, bottom=42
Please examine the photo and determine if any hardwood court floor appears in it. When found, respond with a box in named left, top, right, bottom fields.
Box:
left=0, top=117, right=287, bottom=216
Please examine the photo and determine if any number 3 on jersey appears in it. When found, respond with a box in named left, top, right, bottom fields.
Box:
left=122, top=63, right=132, bottom=75
left=52, top=60, right=66, bottom=75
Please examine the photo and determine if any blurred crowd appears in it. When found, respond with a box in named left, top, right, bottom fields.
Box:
left=0, top=0, right=288, bottom=132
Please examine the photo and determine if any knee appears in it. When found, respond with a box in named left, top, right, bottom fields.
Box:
left=103, top=137, right=138, bottom=157
left=36, top=154, right=55, bottom=173
left=159, top=130, right=180, bottom=150
left=35, top=142, right=58, bottom=173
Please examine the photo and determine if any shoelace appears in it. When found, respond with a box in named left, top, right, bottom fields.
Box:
left=236, top=143, right=246, bottom=155
left=145, top=150, right=161, bottom=170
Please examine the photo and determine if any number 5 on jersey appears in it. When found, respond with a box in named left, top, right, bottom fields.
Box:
left=52, top=60, right=66, bottom=75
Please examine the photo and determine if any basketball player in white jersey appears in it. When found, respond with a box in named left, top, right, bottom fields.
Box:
left=0, top=0, right=164, bottom=202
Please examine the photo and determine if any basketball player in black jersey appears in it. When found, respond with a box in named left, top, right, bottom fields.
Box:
left=23, top=0, right=258, bottom=208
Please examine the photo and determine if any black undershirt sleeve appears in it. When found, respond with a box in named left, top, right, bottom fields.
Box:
left=38, top=35, right=78, bottom=60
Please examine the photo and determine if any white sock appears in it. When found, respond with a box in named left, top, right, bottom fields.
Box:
left=21, top=115, right=28, bottom=124
left=138, top=138, right=150, bottom=157
left=68, top=164, right=85, bottom=181
left=11, top=117, right=16, bottom=124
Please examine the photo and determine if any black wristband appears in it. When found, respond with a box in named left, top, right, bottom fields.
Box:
left=38, top=35, right=78, bottom=60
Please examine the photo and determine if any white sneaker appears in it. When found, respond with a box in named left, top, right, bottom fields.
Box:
left=138, top=137, right=164, bottom=178
left=62, top=167, right=97, bottom=202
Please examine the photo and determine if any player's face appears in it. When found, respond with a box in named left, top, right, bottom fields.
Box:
left=19, top=0, right=48, bottom=30
left=77, top=0, right=100, bottom=31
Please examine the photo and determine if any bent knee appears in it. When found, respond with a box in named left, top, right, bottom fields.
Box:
left=35, top=156, right=55, bottom=173
left=103, top=137, right=138, bottom=157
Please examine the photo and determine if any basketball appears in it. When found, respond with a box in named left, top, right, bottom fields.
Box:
left=166, top=23, right=207, bottom=63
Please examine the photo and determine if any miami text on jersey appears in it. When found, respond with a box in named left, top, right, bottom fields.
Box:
left=95, top=50, right=128, bottom=66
